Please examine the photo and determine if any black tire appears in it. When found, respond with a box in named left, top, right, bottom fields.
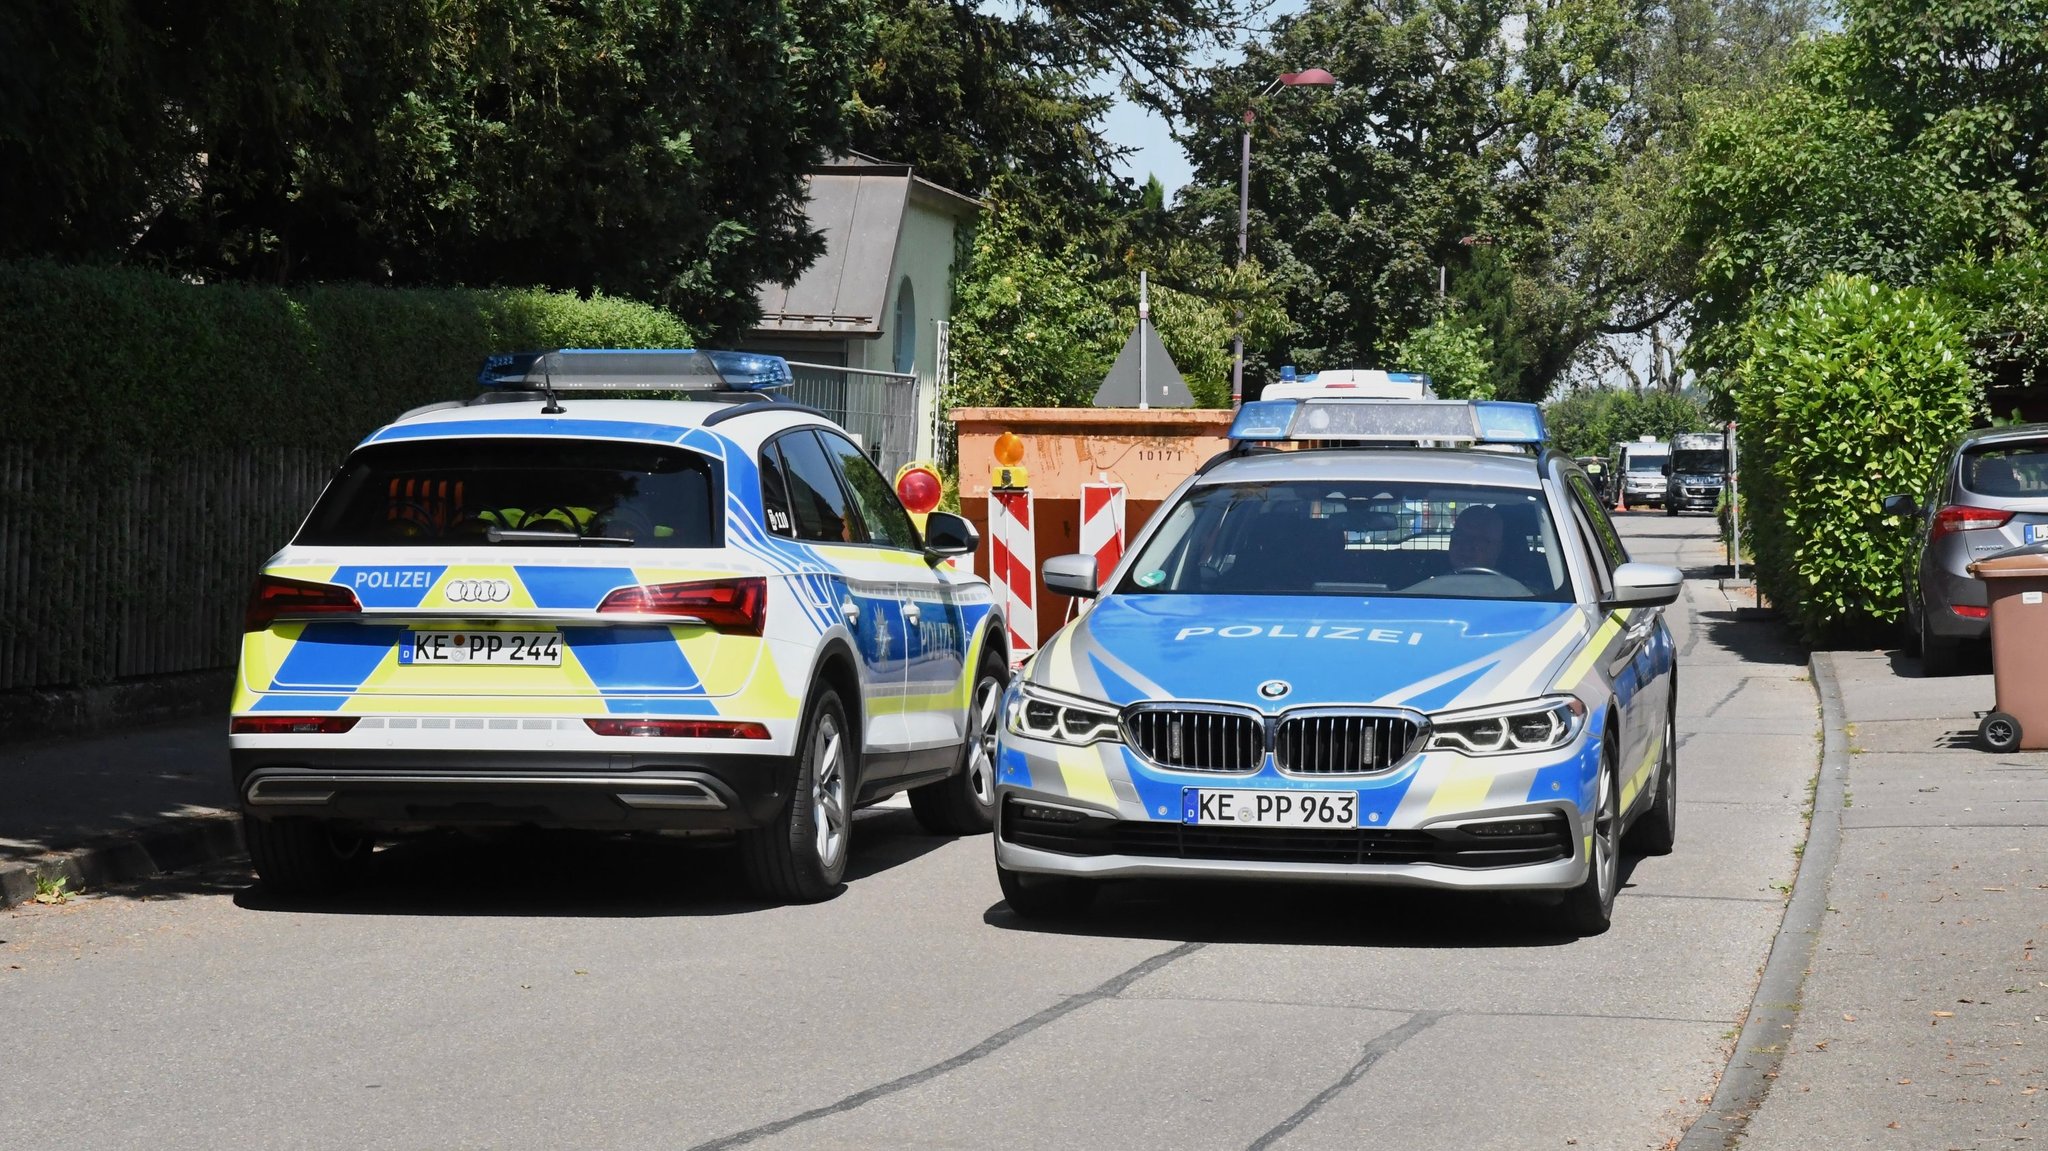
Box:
left=740, top=685, right=853, bottom=903
left=1625, top=708, right=1678, bottom=856
left=1900, top=596, right=1924, bottom=657
left=996, top=861, right=1098, bottom=920
left=1561, top=740, right=1621, bottom=937
left=1981, top=711, right=2023, bottom=753
left=1919, top=610, right=1960, bottom=677
left=910, top=653, right=1008, bottom=835
left=243, top=815, right=371, bottom=895
left=1665, top=499, right=1679, bottom=517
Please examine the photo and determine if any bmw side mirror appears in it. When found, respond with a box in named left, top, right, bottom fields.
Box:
left=1043, top=553, right=1099, bottom=600
left=1605, top=562, right=1682, bottom=609
left=922, top=511, right=978, bottom=558
left=1880, top=493, right=1918, bottom=520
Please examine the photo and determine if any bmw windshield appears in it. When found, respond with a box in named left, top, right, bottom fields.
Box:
left=1117, top=480, right=1573, bottom=602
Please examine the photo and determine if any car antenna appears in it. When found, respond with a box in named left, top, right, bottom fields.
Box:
left=540, top=356, right=564, bottom=414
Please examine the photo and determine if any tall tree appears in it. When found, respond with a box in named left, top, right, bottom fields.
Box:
left=1, top=0, right=873, bottom=337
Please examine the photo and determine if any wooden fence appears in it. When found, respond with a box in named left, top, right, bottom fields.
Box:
left=0, top=443, right=339, bottom=690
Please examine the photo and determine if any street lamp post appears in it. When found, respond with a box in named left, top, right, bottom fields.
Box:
left=1232, top=67, right=1336, bottom=408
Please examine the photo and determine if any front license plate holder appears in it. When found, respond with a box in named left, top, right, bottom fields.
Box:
left=1182, top=788, right=1358, bottom=828
left=398, top=631, right=562, bottom=667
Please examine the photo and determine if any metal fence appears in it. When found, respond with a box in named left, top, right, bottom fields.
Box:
left=784, top=361, right=923, bottom=479
left=0, top=443, right=338, bottom=690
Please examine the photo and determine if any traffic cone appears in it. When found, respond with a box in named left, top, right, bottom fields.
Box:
left=1613, top=487, right=1627, bottom=513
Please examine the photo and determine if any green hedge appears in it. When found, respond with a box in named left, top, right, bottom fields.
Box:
left=0, top=261, right=699, bottom=455
left=1731, top=274, right=1981, bottom=643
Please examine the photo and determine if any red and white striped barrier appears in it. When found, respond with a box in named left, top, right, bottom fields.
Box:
left=1079, top=481, right=1126, bottom=583
left=988, top=490, right=1037, bottom=659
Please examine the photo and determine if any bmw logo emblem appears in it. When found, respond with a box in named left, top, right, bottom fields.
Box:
left=1258, top=680, right=1291, bottom=700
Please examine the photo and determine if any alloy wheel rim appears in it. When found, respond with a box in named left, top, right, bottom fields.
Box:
left=966, top=678, right=1000, bottom=807
left=1595, top=758, right=1619, bottom=902
left=812, top=716, right=847, bottom=868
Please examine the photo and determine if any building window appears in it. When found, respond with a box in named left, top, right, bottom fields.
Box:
left=892, top=278, right=917, bottom=374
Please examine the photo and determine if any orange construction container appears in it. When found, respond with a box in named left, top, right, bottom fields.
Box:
left=1967, top=544, right=2048, bottom=751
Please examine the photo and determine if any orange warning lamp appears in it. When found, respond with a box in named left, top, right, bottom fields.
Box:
left=993, top=432, right=1025, bottom=467
left=894, top=461, right=944, bottom=519
left=991, top=431, right=1029, bottom=490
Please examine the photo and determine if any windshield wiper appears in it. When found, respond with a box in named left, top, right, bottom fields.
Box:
left=485, top=527, right=634, bottom=546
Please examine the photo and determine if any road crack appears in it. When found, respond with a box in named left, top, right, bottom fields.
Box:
left=1243, top=1010, right=1447, bottom=1150
left=684, top=940, right=1207, bottom=1150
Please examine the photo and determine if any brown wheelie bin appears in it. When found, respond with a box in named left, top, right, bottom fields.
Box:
left=1966, top=543, right=2048, bottom=751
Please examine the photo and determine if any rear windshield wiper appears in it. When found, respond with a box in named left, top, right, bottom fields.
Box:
left=485, top=527, right=635, bottom=547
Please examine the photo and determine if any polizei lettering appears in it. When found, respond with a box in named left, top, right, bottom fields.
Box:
left=352, top=569, right=435, bottom=590
left=1174, top=625, right=1424, bottom=645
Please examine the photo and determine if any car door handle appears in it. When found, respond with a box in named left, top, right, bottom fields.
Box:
left=839, top=601, right=860, bottom=626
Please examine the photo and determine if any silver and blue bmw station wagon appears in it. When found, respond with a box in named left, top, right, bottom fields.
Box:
left=992, top=397, right=1682, bottom=935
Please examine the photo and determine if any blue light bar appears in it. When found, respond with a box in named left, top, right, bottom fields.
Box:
left=1473, top=401, right=1547, bottom=444
left=475, top=348, right=793, bottom=392
left=1228, top=398, right=1547, bottom=446
left=1229, top=400, right=1299, bottom=440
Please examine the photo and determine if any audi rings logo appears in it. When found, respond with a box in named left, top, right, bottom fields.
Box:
left=444, top=579, right=513, bottom=603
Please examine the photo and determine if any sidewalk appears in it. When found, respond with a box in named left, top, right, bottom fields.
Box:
left=0, top=716, right=237, bottom=906
left=1739, top=650, right=2048, bottom=1149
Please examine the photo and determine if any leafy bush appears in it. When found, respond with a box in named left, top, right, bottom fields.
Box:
left=1731, top=274, right=1981, bottom=642
left=0, top=261, right=698, bottom=455
left=1391, top=313, right=1495, bottom=400
left=1542, top=388, right=1711, bottom=459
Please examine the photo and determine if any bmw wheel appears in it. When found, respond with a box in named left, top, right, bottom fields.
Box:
left=741, top=684, right=852, bottom=902
left=1562, top=740, right=1621, bottom=936
left=910, top=652, right=1007, bottom=835
left=1625, top=706, right=1678, bottom=856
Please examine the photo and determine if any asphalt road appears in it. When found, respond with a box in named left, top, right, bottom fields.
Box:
left=0, top=512, right=1820, bottom=1151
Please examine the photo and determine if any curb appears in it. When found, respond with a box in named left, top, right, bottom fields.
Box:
left=0, top=812, right=243, bottom=910
left=1677, top=650, right=1850, bottom=1149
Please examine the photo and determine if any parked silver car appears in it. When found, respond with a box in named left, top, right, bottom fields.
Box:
left=1885, top=425, right=2048, bottom=674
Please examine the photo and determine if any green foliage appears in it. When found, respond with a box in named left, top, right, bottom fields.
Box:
left=947, top=207, right=1120, bottom=408
left=1390, top=312, right=1495, bottom=401
left=1730, top=274, right=1981, bottom=642
left=1677, top=74, right=1988, bottom=377
left=0, top=261, right=699, bottom=455
left=0, top=0, right=870, bottom=337
left=1542, top=388, right=1711, bottom=459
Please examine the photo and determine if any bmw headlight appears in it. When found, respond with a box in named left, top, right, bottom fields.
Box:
left=1425, top=695, right=1587, bottom=756
left=1005, top=682, right=1122, bottom=745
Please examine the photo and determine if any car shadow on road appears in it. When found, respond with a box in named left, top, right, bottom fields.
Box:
left=980, top=855, right=1664, bottom=949
left=223, top=808, right=951, bottom=918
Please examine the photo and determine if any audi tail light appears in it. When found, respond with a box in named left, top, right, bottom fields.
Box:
left=584, top=718, right=770, bottom=739
left=1930, top=504, right=2012, bottom=541
left=245, top=575, right=362, bottom=632
left=597, top=577, right=766, bottom=636
left=231, top=716, right=360, bottom=735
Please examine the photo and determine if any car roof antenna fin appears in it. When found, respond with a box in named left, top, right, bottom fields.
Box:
left=540, top=355, right=564, bottom=414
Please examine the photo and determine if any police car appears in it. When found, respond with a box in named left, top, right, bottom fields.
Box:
left=992, top=397, right=1681, bottom=935
left=232, top=349, right=1006, bottom=902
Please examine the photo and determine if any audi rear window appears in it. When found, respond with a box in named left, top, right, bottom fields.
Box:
left=296, top=438, right=719, bottom=548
